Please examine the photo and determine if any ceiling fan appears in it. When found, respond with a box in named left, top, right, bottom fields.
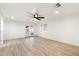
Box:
left=24, top=10, right=45, bottom=21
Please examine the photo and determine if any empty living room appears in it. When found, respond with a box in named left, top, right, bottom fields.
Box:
left=0, top=3, right=79, bottom=56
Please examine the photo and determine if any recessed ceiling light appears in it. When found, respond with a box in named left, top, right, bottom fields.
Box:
left=10, top=16, right=14, bottom=19
left=33, top=9, right=37, bottom=14
left=55, top=10, right=59, bottom=14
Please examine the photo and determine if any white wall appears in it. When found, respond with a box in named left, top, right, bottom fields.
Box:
left=4, top=19, right=32, bottom=40
left=38, top=14, right=79, bottom=47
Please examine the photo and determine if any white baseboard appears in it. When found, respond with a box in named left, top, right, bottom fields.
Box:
left=38, top=35, right=79, bottom=47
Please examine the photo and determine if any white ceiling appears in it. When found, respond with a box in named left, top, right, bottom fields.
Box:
left=0, top=3, right=79, bottom=22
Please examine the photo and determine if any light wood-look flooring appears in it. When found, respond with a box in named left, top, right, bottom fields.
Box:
left=0, top=36, right=79, bottom=56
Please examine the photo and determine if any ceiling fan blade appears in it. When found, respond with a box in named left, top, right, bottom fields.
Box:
left=36, top=18, right=41, bottom=21
left=25, top=12, right=34, bottom=19
left=34, top=17, right=41, bottom=21
left=24, top=17, right=33, bottom=19
left=25, top=12, right=34, bottom=16
left=25, top=15, right=33, bottom=18
left=39, top=17, right=45, bottom=18
left=36, top=17, right=45, bottom=19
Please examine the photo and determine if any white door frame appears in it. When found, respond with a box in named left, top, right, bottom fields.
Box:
left=1, top=16, right=4, bottom=44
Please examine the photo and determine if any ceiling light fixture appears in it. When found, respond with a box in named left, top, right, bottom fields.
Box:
left=55, top=10, right=59, bottom=14
left=10, top=16, right=14, bottom=19
left=33, top=18, right=37, bottom=21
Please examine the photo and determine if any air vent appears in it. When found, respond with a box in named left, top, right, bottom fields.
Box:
left=56, top=3, right=61, bottom=7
